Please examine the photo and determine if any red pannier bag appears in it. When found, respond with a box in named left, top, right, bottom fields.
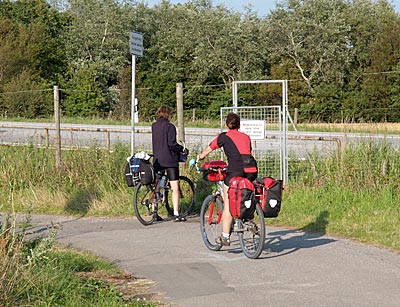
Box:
left=228, top=176, right=256, bottom=219
left=201, top=160, right=227, bottom=182
left=255, top=177, right=283, bottom=218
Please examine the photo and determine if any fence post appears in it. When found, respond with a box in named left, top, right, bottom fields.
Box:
left=54, top=85, right=61, bottom=169
left=176, top=82, right=185, bottom=144
left=294, top=108, right=298, bottom=126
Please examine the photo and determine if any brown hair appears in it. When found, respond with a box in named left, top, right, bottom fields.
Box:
left=226, top=112, right=240, bottom=130
left=156, top=105, right=172, bottom=120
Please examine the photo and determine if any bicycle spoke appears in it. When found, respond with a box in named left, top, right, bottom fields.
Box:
left=133, top=183, right=156, bottom=226
left=237, top=204, right=265, bottom=259
left=200, top=195, right=223, bottom=251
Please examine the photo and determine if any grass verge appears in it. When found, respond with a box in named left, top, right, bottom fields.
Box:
left=0, top=213, right=164, bottom=306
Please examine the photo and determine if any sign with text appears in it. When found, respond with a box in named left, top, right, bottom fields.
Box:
left=130, top=31, right=143, bottom=56
left=240, top=120, right=265, bottom=140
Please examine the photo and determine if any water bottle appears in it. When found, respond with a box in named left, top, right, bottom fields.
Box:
left=159, top=175, right=166, bottom=193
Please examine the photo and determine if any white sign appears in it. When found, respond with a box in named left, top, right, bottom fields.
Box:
left=134, top=98, right=139, bottom=124
left=240, top=120, right=265, bottom=140
left=130, top=31, right=143, bottom=56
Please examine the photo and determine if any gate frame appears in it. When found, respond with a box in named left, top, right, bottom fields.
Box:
left=231, top=80, right=289, bottom=183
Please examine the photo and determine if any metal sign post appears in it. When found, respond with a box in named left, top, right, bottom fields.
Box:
left=129, top=31, right=143, bottom=156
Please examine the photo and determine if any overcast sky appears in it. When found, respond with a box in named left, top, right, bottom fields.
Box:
left=144, top=0, right=400, bottom=17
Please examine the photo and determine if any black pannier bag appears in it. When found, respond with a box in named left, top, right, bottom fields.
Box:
left=138, top=159, right=155, bottom=185
left=228, top=176, right=256, bottom=220
left=255, top=177, right=283, bottom=218
left=125, top=157, right=140, bottom=187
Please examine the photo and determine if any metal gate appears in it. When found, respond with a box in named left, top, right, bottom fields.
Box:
left=220, top=80, right=289, bottom=182
left=220, top=106, right=286, bottom=182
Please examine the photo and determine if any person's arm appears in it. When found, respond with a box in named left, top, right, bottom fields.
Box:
left=197, top=146, right=213, bottom=161
left=167, top=124, right=184, bottom=153
left=198, top=134, right=221, bottom=160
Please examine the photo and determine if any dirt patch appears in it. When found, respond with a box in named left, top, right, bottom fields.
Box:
left=75, top=270, right=176, bottom=306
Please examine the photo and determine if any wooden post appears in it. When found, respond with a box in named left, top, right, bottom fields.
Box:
left=54, top=85, right=61, bottom=169
left=294, top=108, right=298, bottom=126
left=176, top=82, right=185, bottom=144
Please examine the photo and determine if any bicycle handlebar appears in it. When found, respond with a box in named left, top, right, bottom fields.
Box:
left=189, top=158, right=227, bottom=173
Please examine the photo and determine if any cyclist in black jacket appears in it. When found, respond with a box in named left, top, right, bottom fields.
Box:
left=151, top=106, right=187, bottom=222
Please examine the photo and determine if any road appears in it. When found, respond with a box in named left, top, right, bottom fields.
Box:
left=2, top=121, right=400, bottom=158
left=23, top=214, right=400, bottom=307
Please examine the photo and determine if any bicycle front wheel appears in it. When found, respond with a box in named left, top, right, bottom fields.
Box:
left=200, top=195, right=224, bottom=251
left=237, top=204, right=266, bottom=259
left=165, top=176, right=195, bottom=217
left=133, top=183, right=157, bottom=226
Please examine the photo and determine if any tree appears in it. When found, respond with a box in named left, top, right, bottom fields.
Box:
left=266, top=0, right=353, bottom=92
left=0, top=0, right=67, bottom=117
left=135, top=0, right=269, bottom=116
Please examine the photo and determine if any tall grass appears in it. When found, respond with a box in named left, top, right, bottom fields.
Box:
left=271, top=141, right=400, bottom=250
left=0, top=143, right=133, bottom=216
left=0, top=210, right=159, bottom=306
left=1, top=141, right=399, bottom=251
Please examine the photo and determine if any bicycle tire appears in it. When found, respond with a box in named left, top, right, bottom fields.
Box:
left=200, top=195, right=224, bottom=251
left=133, top=183, right=157, bottom=226
left=165, top=176, right=195, bottom=217
left=237, top=204, right=266, bottom=259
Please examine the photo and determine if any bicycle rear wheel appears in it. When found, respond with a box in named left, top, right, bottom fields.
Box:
left=165, top=176, right=195, bottom=217
left=200, top=195, right=224, bottom=251
left=237, top=204, right=265, bottom=259
left=133, top=183, right=157, bottom=226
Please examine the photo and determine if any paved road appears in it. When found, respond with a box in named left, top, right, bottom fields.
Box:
left=23, top=214, right=400, bottom=307
left=3, top=121, right=400, bottom=158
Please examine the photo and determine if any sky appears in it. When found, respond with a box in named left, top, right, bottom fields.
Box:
left=145, top=0, right=400, bottom=17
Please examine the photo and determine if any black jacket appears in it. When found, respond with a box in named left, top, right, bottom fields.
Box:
left=151, top=118, right=183, bottom=168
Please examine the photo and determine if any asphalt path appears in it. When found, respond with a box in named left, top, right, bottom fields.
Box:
left=22, top=214, right=400, bottom=307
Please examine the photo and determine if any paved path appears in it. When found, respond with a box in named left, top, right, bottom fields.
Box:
left=24, top=214, right=400, bottom=307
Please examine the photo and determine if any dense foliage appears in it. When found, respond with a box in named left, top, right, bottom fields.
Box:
left=1, top=0, right=400, bottom=122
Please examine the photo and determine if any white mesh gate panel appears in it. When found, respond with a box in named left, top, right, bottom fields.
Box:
left=220, top=106, right=284, bottom=180
left=225, top=80, right=289, bottom=182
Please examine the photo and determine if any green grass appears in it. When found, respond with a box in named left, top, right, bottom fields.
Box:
left=0, top=215, right=159, bottom=307
left=0, top=115, right=221, bottom=128
left=272, top=185, right=400, bottom=250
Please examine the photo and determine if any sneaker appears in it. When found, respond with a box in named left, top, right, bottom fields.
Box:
left=174, top=215, right=187, bottom=222
left=215, top=235, right=230, bottom=246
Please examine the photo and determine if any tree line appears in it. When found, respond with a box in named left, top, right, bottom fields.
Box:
left=1, top=0, right=400, bottom=122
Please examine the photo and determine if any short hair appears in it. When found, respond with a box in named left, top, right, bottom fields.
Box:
left=156, top=105, right=171, bottom=120
left=226, top=112, right=240, bottom=129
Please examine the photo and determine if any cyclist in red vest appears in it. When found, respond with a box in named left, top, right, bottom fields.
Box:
left=197, top=112, right=258, bottom=245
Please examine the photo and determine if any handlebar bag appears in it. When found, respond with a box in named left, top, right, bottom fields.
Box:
left=228, top=176, right=256, bottom=220
left=201, top=160, right=227, bottom=182
left=255, top=177, right=283, bottom=218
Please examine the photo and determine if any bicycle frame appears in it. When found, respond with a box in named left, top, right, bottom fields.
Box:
left=133, top=166, right=195, bottom=225
left=196, top=160, right=266, bottom=259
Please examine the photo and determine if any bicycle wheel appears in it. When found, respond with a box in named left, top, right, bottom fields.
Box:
left=133, top=183, right=157, bottom=226
left=200, top=195, right=224, bottom=251
left=165, top=176, right=195, bottom=217
left=237, top=204, right=266, bottom=259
